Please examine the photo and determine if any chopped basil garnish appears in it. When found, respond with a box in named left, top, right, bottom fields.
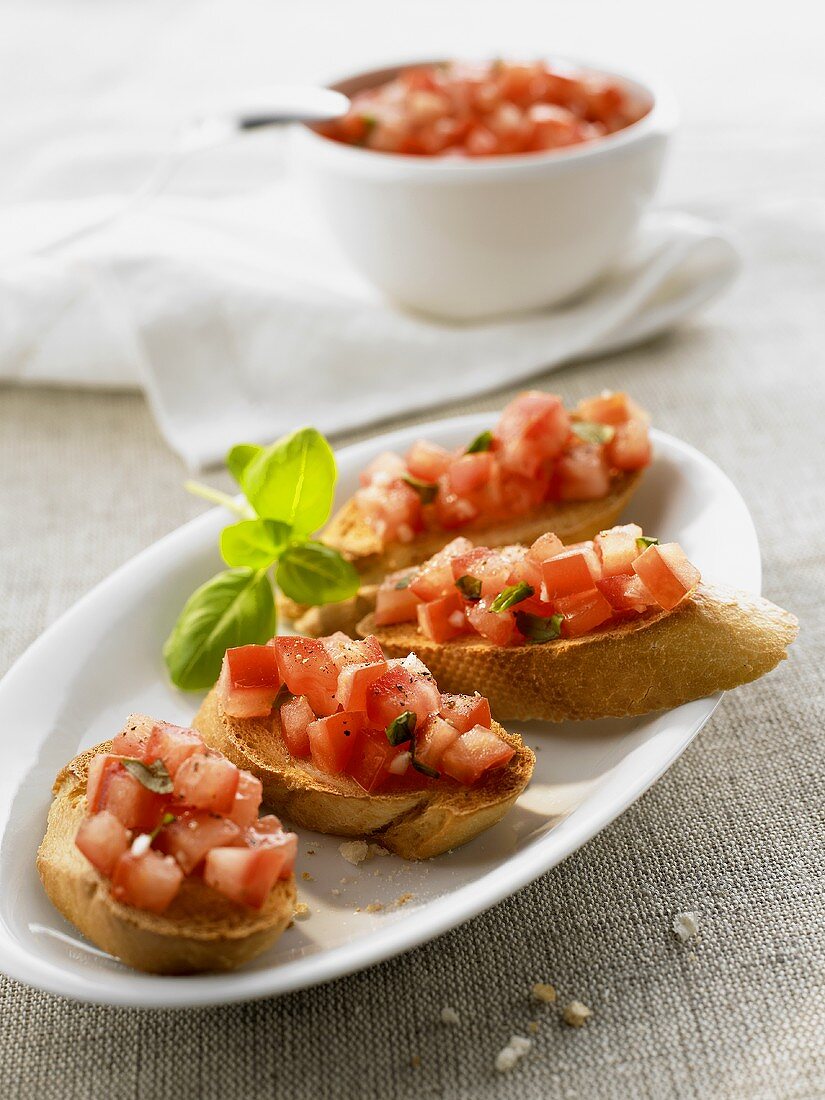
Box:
left=411, top=752, right=439, bottom=780
left=489, top=582, right=534, bottom=613
left=120, top=758, right=173, bottom=795
left=466, top=429, right=494, bottom=454
left=455, top=574, right=482, bottom=601
left=515, top=611, right=563, bottom=645
left=402, top=474, right=438, bottom=504
left=572, top=421, right=616, bottom=445
left=636, top=536, right=660, bottom=551
left=149, top=812, right=176, bottom=842
left=394, top=573, right=415, bottom=590
left=386, top=710, right=417, bottom=746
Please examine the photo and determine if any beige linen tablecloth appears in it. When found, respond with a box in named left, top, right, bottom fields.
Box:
left=1, top=192, right=823, bottom=1098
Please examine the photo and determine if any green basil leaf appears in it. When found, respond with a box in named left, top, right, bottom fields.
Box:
left=636, top=536, right=659, bottom=551
left=163, top=567, right=277, bottom=691
left=226, top=443, right=262, bottom=486
left=514, top=610, right=563, bottom=645
left=455, top=574, right=482, bottom=601
left=466, top=429, right=494, bottom=454
left=276, top=542, right=360, bottom=606
left=220, top=518, right=291, bottom=569
left=386, top=710, right=417, bottom=746
left=149, top=812, right=177, bottom=841
left=572, top=421, right=615, bottom=445
left=411, top=747, right=439, bottom=779
left=241, top=427, right=336, bottom=534
left=489, top=581, right=534, bottom=613
left=121, top=758, right=173, bottom=795
left=402, top=474, right=438, bottom=504
left=395, top=573, right=415, bottom=591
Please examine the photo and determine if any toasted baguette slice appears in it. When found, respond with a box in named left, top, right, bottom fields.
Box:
left=287, top=471, right=643, bottom=637
left=193, top=691, right=534, bottom=861
left=357, top=585, right=798, bottom=722
left=37, top=719, right=297, bottom=975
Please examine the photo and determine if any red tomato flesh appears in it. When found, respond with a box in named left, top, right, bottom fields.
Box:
left=366, top=666, right=442, bottom=728
left=417, top=591, right=467, bottom=643
left=75, top=811, right=130, bottom=878
left=307, top=711, right=364, bottom=774
left=203, top=846, right=287, bottom=909
left=336, top=659, right=390, bottom=712
left=556, top=588, right=614, bottom=638
left=596, top=573, right=657, bottom=613
left=173, top=752, right=240, bottom=815
left=632, top=543, right=701, bottom=611
left=406, top=439, right=451, bottom=482
left=112, top=725, right=149, bottom=757
left=88, top=756, right=167, bottom=831
left=347, top=728, right=409, bottom=793
left=228, top=771, right=263, bottom=829
left=466, top=599, right=516, bottom=645
left=273, top=636, right=339, bottom=716
left=159, top=812, right=242, bottom=875
left=217, top=645, right=282, bottom=719
left=438, top=693, right=492, bottom=734
left=111, top=850, right=183, bottom=914
left=142, top=722, right=204, bottom=777
left=594, top=524, right=643, bottom=577
left=541, top=549, right=597, bottom=599
left=374, top=579, right=420, bottom=626
left=279, top=695, right=315, bottom=758
left=415, top=714, right=460, bottom=772
left=440, top=726, right=515, bottom=785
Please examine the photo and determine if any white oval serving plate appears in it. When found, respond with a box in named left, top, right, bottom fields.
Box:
left=0, top=421, right=760, bottom=1008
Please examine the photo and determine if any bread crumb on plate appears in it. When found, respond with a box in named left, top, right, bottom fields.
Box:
left=495, top=1035, right=532, bottom=1072
left=563, top=1001, right=592, bottom=1028
left=339, top=840, right=369, bottom=866
left=293, top=902, right=310, bottom=921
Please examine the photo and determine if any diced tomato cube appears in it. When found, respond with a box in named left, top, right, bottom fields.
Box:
left=307, top=711, right=364, bottom=774
left=415, top=714, right=460, bottom=771
left=557, top=444, right=612, bottom=500
left=632, top=543, right=701, bottom=611
left=447, top=451, right=494, bottom=496
left=596, top=573, right=657, bottom=613
left=366, top=666, right=442, bottom=728
left=75, top=810, right=130, bottom=878
left=594, top=523, right=643, bottom=577
left=434, top=480, right=479, bottom=529
left=142, top=723, right=204, bottom=777
left=336, top=659, right=389, bottom=711
left=86, top=754, right=122, bottom=813
left=417, top=591, right=467, bottom=643
left=438, top=692, right=492, bottom=733
left=450, top=547, right=512, bottom=597
left=217, top=645, right=282, bottom=719
left=541, top=548, right=598, bottom=599
left=527, top=532, right=565, bottom=564
left=322, top=632, right=383, bottom=671
left=273, top=636, right=339, bottom=716
left=228, top=771, right=263, bottom=828
left=359, top=450, right=407, bottom=487
left=112, top=725, right=149, bottom=757
left=406, top=439, right=451, bottom=483
left=279, top=695, right=314, bottom=758
left=347, top=728, right=406, bottom=793
left=158, top=812, right=242, bottom=875
left=440, top=726, right=515, bottom=785
left=409, top=537, right=474, bottom=601
left=374, top=580, right=420, bottom=626
left=173, top=752, right=240, bottom=815
left=496, top=392, right=571, bottom=475
left=501, top=546, right=543, bottom=591
left=355, top=480, right=423, bottom=543
left=608, top=418, right=652, bottom=470
left=555, top=588, right=614, bottom=637
left=203, top=846, right=287, bottom=909
left=466, top=599, right=516, bottom=645
left=575, top=391, right=635, bottom=425
left=111, top=850, right=183, bottom=914
left=88, top=756, right=167, bottom=831
left=245, top=818, right=298, bottom=878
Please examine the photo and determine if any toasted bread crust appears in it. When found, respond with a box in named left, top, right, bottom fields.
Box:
left=358, top=585, right=798, bottom=722
left=193, top=693, right=534, bottom=861
left=286, top=471, right=643, bottom=637
left=36, top=717, right=297, bottom=975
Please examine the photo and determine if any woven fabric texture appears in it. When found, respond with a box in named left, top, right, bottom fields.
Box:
left=0, top=197, right=823, bottom=1099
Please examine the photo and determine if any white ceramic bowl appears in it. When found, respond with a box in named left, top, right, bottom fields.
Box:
left=293, top=58, right=677, bottom=321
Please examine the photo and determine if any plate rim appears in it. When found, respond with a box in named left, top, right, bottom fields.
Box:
left=0, top=420, right=760, bottom=1007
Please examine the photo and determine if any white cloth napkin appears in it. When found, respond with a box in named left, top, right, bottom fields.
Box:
left=0, top=185, right=738, bottom=470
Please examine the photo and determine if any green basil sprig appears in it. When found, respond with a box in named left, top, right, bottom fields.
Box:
left=402, top=474, right=438, bottom=504
left=163, top=427, right=359, bottom=691
left=515, top=611, right=564, bottom=645
left=489, top=582, right=534, bottom=613
left=466, top=429, right=494, bottom=454
left=121, top=758, right=174, bottom=795
left=636, top=536, right=659, bottom=551
left=455, top=574, right=482, bottom=601
left=571, top=421, right=615, bottom=445
left=386, top=711, right=417, bottom=747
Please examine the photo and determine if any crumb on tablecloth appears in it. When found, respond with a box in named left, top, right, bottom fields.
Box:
left=531, top=981, right=557, bottom=1003
left=672, top=911, right=701, bottom=941
left=495, top=1035, right=532, bottom=1072
left=440, top=1006, right=460, bottom=1025
left=562, top=1001, right=592, bottom=1028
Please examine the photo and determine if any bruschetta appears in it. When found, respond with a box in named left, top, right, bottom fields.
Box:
left=287, top=390, right=651, bottom=637
left=357, top=526, right=799, bottom=721
left=37, top=715, right=298, bottom=974
left=192, top=635, right=535, bottom=861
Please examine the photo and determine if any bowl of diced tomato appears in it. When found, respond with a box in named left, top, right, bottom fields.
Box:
left=293, top=58, right=675, bottom=320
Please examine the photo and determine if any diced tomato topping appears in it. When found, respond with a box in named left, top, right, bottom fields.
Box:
left=575, top=391, right=635, bottom=426
left=112, top=725, right=148, bottom=757
left=360, top=450, right=407, bottom=487
left=440, top=726, right=515, bottom=785
left=111, top=850, right=183, bottom=914
left=608, top=419, right=653, bottom=471
left=450, top=547, right=512, bottom=597
left=322, top=632, right=383, bottom=671
left=273, top=636, right=339, bottom=716
left=347, top=728, right=409, bottom=793
left=279, top=695, right=314, bottom=758
left=541, top=548, right=598, bottom=599
left=594, top=523, right=643, bottom=577
left=366, top=666, right=442, bottom=728
left=406, top=439, right=451, bottom=483
left=632, top=543, right=701, bottom=611
left=172, top=752, right=240, bottom=815
left=245, top=817, right=298, bottom=878
left=496, top=392, right=571, bottom=475
left=417, top=591, right=467, bottom=643
left=142, top=722, right=204, bottom=777
left=307, top=711, right=364, bottom=774
left=556, top=444, right=611, bottom=501
left=434, top=480, right=480, bottom=529
left=555, top=587, right=614, bottom=637
left=466, top=599, right=516, bottom=645
left=217, top=645, right=282, bottom=719
left=158, top=812, right=242, bottom=875
left=409, top=537, right=474, bottom=601
left=336, top=659, right=390, bottom=711
left=596, top=573, right=658, bottom=613
left=374, top=579, right=420, bottom=626
left=87, top=756, right=167, bottom=831
left=228, top=771, right=263, bottom=829
left=203, top=846, right=288, bottom=909
left=438, top=693, right=492, bottom=733
left=527, top=532, right=565, bottom=564
left=355, top=480, right=423, bottom=543
left=447, top=451, right=495, bottom=496
left=415, top=714, right=460, bottom=772
left=75, top=811, right=130, bottom=878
